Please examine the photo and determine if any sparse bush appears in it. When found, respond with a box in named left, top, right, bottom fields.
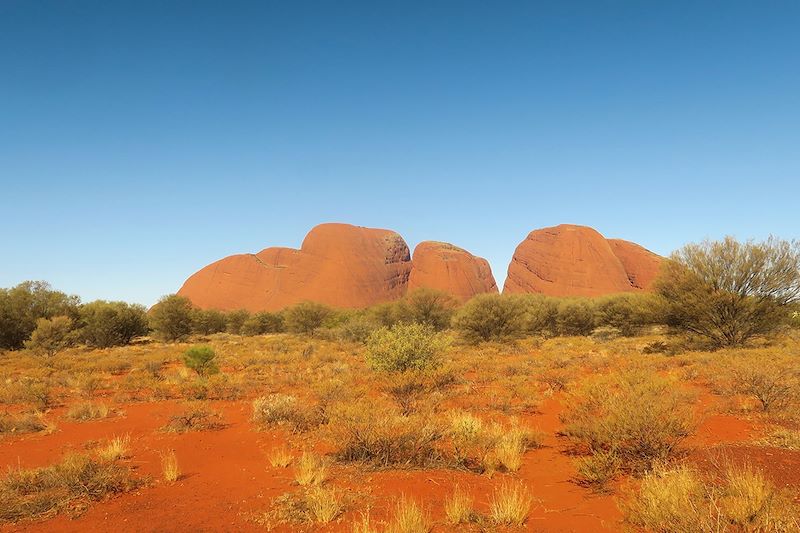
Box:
left=163, top=404, right=224, bottom=432
left=0, top=412, right=50, bottom=435
left=252, top=393, right=311, bottom=432
left=561, top=370, right=695, bottom=473
left=729, top=356, right=798, bottom=412
left=574, top=450, right=620, bottom=490
left=656, top=236, right=800, bottom=347
left=149, top=294, right=193, bottom=342
left=284, top=301, right=333, bottom=334
left=24, top=316, right=76, bottom=356
left=66, top=401, right=110, bottom=422
left=182, top=345, right=219, bottom=376
left=0, top=453, right=140, bottom=522
left=366, top=323, right=446, bottom=373
left=78, top=300, right=148, bottom=347
left=453, top=294, right=526, bottom=343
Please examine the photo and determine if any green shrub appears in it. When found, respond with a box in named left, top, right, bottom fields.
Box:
left=452, top=294, right=526, bottom=343
left=149, top=294, right=193, bottom=342
left=225, top=309, right=250, bottom=335
left=24, top=316, right=76, bottom=357
left=398, top=288, right=458, bottom=331
left=593, top=293, right=656, bottom=336
left=555, top=299, right=596, bottom=336
left=182, top=345, right=219, bottom=376
left=366, top=323, right=447, bottom=373
left=284, top=301, right=333, bottom=334
left=79, top=300, right=149, bottom=347
left=190, top=309, right=227, bottom=335
left=241, top=311, right=284, bottom=336
left=520, top=295, right=559, bottom=336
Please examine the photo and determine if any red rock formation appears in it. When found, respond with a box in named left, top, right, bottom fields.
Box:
left=178, top=223, right=412, bottom=311
left=607, top=239, right=663, bottom=290
left=503, top=224, right=662, bottom=297
left=407, top=241, right=498, bottom=302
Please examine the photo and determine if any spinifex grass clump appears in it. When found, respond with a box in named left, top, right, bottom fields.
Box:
left=0, top=453, right=140, bottom=523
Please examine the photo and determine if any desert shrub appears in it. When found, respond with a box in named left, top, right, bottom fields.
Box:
left=78, top=300, right=148, bottom=347
left=252, top=393, right=313, bottom=432
left=728, top=356, right=798, bottom=412
left=0, top=281, right=80, bottom=351
left=574, top=450, right=620, bottom=490
left=0, top=412, right=50, bottom=435
left=66, top=401, right=110, bottom=422
left=397, top=288, right=458, bottom=331
left=593, top=293, right=657, bottom=336
left=385, top=496, right=432, bottom=533
left=149, top=294, right=193, bottom=341
left=294, top=452, right=328, bottom=486
left=759, top=427, right=800, bottom=450
left=444, top=486, right=476, bottom=525
left=284, top=301, right=333, bottom=334
left=0, top=453, right=140, bottom=523
left=18, top=379, right=56, bottom=410
left=448, top=412, right=539, bottom=473
left=190, top=309, right=227, bottom=335
left=623, top=463, right=800, bottom=532
left=368, top=301, right=403, bottom=328
left=366, top=323, right=446, bottom=373
left=656, top=236, right=800, bottom=348
left=520, top=295, right=559, bottom=336
left=182, top=345, right=219, bottom=376
left=225, top=309, right=250, bottom=335
left=335, top=314, right=378, bottom=343
left=452, top=294, right=526, bottom=343
left=327, top=402, right=445, bottom=467
left=555, top=299, right=596, bottom=336
left=241, top=311, right=284, bottom=336
left=257, top=486, right=344, bottom=527
left=561, top=370, right=695, bottom=473
left=24, top=316, right=76, bottom=356
left=162, top=403, right=224, bottom=432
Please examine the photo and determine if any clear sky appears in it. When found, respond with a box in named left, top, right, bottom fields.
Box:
left=2, top=1, right=798, bottom=306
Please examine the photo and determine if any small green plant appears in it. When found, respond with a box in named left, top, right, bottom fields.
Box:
left=182, top=345, right=219, bottom=376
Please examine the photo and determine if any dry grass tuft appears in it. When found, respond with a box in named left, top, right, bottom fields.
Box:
left=97, top=434, right=130, bottom=462
left=66, top=401, right=110, bottom=422
left=385, top=496, right=431, bottom=533
left=268, top=445, right=293, bottom=468
left=0, top=411, right=52, bottom=435
left=160, top=450, right=180, bottom=482
left=444, top=485, right=475, bottom=525
left=294, top=452, right=327, bottom=486
left=489, top=481, right=533, bottom=526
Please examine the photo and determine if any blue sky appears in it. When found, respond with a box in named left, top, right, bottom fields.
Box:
left=1, top=1, right=798, bottom=306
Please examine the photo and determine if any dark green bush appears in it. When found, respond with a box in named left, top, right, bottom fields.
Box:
left=79, top=300, right=149, bottom=347
left=397, top=288, right=458, bottom=331
left=0, top=281, right=80, bottom=350
left=225, top=309, right=250, bottom=335
left=190, top=309, right=227, bottom=335
left=149, top=294, right=193, bottom=342
left=593, top=294, right=656, bottom=336
left=366, top=323, right=447, bottom=372
left=556, top=299, right=596, bottom=336
left=24, top=316, right=77, bottom=356
left=241, top=312, right=284, bottom=336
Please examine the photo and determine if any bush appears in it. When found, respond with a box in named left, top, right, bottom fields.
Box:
left=241, top=311, right=284, bottom=336
left=252, top=393, right=312, bottom=432
left=225, top=309, right=250, bottom=335
left=182, top=345, right=219, bottom=376
left=452, top=294, right=526, bottom=343
left=729, top=356, right=798, bottom=412
left=398, top=288, right=457, bottom=331
left=0, top=281, right=80, bottom=351
left=24, top=316, right=76, bottom=357
left=79, top=301, right=149, bottom=347
left=656, top=236, right=800, bottom=347
left=366, top=323, right=447, bottom=373
left=190, top=309, right=227, bottom=335
left=284, top=302, right=333, bottom=334
left=520, top=295, right=559, bottom=336
left=593, top=293, right=656, bottom=336
left=561, top=370, right=695, bottom=474
left=149, top=294, right=193, bottom=342
left=555, top=299, right=596, bottom=336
